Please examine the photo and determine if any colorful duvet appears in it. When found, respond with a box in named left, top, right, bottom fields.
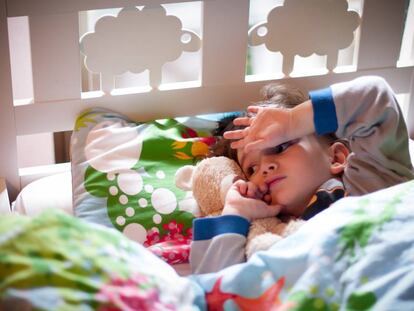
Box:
left=1, top=180, right=414, bottom=310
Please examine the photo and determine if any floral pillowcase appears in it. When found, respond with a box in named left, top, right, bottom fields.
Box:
left=71, top=108, right=223, bottom=264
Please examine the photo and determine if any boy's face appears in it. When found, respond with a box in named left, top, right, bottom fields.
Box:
left=237, top=135, right=333, bottom=217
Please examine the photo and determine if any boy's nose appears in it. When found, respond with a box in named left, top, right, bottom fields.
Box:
left=261, top=163, right=277, bottom=176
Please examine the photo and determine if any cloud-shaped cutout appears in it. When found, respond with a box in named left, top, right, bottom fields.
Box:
left=249, top=0, right=360, bottom=58
left=80, top=5, right=201, bottom=85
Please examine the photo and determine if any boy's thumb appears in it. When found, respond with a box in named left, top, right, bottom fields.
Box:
left=265, top=204, right=282, bottom=217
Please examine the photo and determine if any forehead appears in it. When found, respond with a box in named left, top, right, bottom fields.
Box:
left=237, top=146, right=263, bottom=168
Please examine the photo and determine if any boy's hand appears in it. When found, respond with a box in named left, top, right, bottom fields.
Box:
left=223, top=101, right=314, bottom=153
left=222, top=180, right=281, bottom=222
left=224, top=106, right=292, bottom=152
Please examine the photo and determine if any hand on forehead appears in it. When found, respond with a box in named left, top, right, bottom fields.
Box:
left=224, top=105, right=294, bottom=153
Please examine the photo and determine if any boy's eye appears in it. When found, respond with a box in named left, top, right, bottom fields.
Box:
left=246, top=165, right=258, bottom=176
left=268, top=140, right=295, bottom=154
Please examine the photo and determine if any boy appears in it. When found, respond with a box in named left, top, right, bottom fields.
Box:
left=190, top=76, right=414, bottom=274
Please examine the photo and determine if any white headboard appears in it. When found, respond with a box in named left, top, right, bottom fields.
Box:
left=1, top=0, right=413, bottom=201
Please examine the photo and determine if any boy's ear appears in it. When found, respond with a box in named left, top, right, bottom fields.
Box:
left=328, top=142, right=350, bottom=175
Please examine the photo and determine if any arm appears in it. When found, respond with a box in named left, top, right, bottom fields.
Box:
left=311, top=76, right=414, bottom=194
left=225, top=76, right=413, bottom=194
left=190, top=215, right=249, bottom=274
left=190, top=180, right=281, bottom=274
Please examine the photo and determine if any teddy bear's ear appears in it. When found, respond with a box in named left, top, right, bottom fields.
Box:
left=175, top=165, right=195, bottom=191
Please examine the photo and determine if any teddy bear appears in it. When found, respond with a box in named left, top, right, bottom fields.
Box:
left=175, top=156, right=304, bottom=259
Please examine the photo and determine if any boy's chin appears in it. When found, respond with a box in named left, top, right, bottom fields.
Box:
left=276, top=204, right=292, bottom=216
left=270, top=193, right=304, bottom=217
left=278, top=203, right=304, bottom=218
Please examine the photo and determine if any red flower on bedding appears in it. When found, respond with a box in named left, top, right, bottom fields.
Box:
left=144, top=220, right=193, bottom=264
left=173, top=126, right=216, bottom=160
left=144, top=228, right=162, bottom=246
left=180, top=127, right=216, bottom=146
left=96, top=273, right=175, bottom=311
left=181, top=127, right=198, bottom=139
left=206, top=276, right=295, bottom=311
left=198, top=136, right=216, bottom=146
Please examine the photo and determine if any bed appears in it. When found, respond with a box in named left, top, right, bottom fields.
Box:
left=1, top=0, right=414, bottom=310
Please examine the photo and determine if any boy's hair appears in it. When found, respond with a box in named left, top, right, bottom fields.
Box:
left=211, top=83, right=345, bottom=163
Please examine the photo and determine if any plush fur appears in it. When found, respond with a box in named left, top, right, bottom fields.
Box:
left=175, top=156, right=304, bottom=259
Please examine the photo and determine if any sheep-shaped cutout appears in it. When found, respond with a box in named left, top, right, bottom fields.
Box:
left=248, top=0, right=360, bottom=76
left=80, top=5, right=201, bottom=92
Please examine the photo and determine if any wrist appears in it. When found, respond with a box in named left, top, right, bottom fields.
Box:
left=222, top=204, right=251, bottom=222
left=291, top=100, right=315, bottom=137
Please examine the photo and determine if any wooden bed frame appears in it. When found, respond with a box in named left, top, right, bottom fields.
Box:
left=1, top=0, right=413, bottom=203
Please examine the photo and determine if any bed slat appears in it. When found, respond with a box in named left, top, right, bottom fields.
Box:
left=14, top=67, right=414, bottom=136
left=357, top=0, right=406, bottom=70
left=201, top=0, right=249, bottom=86
left=0, top=0, right=19, bottom=200
left=6, top=0, right=200, bottom=17
left=30, top=12, right=81, bottom=102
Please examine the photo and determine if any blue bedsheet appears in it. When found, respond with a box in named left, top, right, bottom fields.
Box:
left=190, top=180, right=414, bottom=310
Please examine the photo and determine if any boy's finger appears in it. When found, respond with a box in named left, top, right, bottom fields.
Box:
left=252, top=203, right=281, bottom=220
left=264, top=204, right=282, bottom=217
left=236, top=180, right=247, bottom=195
left=244, top=139, right=270, bottom=153
left=230, top=141, right=245, bottom=149
left=259, top=183, right=268, bottom=194
left=247, top=185, right=256, bottom=198
left=223, top=129, right=245, bottom=139
left=230, top=139, right=247, bottom=149
left=233, top=179, right=245, bottom=187
left=247, top=106, right=261, bottom=114
left=233, top=117, right=252, bottom=126
left=232, top=175, right=243, bottom=183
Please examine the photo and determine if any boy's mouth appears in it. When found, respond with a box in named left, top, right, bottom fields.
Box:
left=266, top=176, right=286, bottom=189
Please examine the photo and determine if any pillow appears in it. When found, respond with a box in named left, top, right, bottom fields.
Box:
left=71, top=108, right=222, bottom=264
left=13, top=171, right=73, bottom=216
